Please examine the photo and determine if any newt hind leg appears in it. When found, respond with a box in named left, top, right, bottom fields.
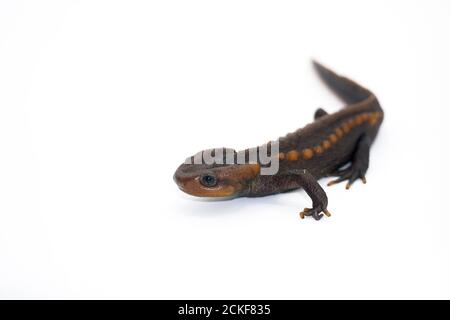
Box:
left=328, top=134, right=371, bottom=189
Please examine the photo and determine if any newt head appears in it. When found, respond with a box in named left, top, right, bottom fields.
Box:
left=173, top=161, right=260, bottom=198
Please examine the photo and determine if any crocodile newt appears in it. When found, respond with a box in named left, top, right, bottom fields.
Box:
left=173, top=61, right=383, bottom=220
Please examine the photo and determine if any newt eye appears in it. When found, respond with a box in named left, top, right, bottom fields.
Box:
left=200, top=174, right=217, bottom=187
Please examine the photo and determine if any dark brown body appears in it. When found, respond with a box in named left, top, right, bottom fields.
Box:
left=174, top=61, right=383, bottom=220
left=250, top=95, right=383, bottom=197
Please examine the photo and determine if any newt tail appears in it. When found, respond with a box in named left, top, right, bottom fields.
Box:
left=174, top=61, right=383, bottom=221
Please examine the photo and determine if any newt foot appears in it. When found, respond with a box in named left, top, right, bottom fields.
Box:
left=327, top=166, right=367, bottom=189
left=299, top=207, right=331, bottom=221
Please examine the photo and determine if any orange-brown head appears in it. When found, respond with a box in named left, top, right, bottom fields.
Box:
left=173, top=162, right=260, bottom=198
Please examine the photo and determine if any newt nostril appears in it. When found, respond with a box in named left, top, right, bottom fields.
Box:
left=173, top=168, right=183, bottom=185
left=173, top=166, right=191, bottom=191
left=173, top=171, right=178, bottom=184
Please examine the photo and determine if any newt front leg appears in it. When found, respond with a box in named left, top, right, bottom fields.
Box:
left=286, top=169, right=331, bottom=221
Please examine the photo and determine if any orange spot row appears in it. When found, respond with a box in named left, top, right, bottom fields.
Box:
left=302, top=148, right=314, bottom=159
left=369, top=111, right=383, bottom=126
left=278, top=111, right=383, bottom=161
left=286, top=150, right=299, bottom=161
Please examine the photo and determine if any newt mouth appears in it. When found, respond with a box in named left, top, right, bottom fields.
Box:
left=176, top=179, right=237, bottom=198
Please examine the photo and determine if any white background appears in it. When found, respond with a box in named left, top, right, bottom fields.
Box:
left=1, top=0, right=449, bottom=299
